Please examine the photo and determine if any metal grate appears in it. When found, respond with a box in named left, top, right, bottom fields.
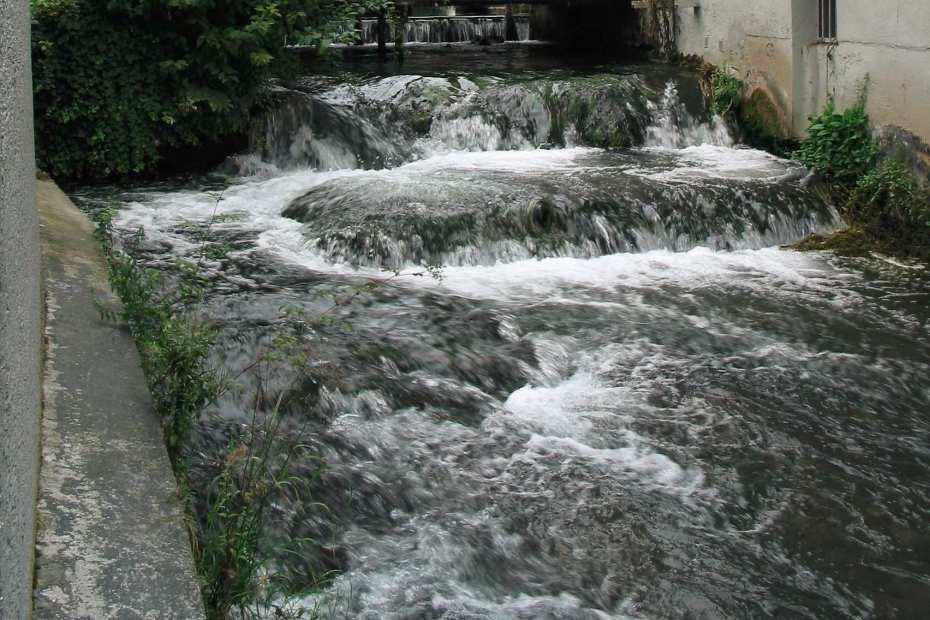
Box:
left=818, top=0, right=837, bottom=39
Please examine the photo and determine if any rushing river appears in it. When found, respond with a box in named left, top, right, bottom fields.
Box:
left=78, top=46, right=930, bottom=618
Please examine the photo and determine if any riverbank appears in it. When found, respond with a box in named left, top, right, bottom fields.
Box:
left=688, top=57, right=930, bottom=264
left=33, top=177, right=203, bottom=618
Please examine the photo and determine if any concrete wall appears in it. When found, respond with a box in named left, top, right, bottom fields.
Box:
left=0, top=0, right=41, bottom=617
left=673, top=0, right=930, bottom=142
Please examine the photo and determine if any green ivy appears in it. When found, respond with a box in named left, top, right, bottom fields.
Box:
left=32, top=0, right=396, bottom=181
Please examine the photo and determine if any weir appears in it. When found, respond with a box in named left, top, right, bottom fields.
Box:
left=361, top=15, right=532, bottom=44
left=347, top=0, right=640, bottom=53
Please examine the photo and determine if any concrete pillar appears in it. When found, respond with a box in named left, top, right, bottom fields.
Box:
left=0, top=0, right=41, bottom=617
left=791, top=0, right=820, bottom=135
left=395, top=4, right=408, bottom=63
left=505, top=1, right=518, bottom=42
left=355, top=15, right=365, bottom=45
left=529, top=5, right=555, bottom=42
left=377, top=8, right=388, bottom=58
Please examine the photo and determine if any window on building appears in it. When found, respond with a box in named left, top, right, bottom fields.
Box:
left=818, top=0, right=837, bottom=39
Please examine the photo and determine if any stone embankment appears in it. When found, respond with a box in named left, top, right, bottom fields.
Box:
left=33, top=179, right=203, bottom=618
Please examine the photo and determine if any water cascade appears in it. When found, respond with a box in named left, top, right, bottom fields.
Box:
left=361, top=15, right=532, bottom=45
left=86, top=48, right=930, bottom=618
left=251, top=72, right=712, bottom=171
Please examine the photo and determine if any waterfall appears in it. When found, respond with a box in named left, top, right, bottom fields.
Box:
left=645, top=82, right=732, bottom=148
left=360, top=15, right=532, bottom=45
left=281, top=148, right=832, bottom=270
left=248, top=72, right=740, bottom=172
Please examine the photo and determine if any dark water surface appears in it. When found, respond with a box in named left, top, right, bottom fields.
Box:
left=77, top=45, right=930, bottom=618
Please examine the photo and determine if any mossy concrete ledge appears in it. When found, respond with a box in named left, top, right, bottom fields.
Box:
left=34, top=179, right=204, bottom=619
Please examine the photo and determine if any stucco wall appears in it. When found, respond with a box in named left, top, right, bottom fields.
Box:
left=675, top=0, right=796, bottom=132
left=674, top=0, right=930, bottom=142
left=0, top=0, right=41, bottom=617
left=808, top=0, right=930, bottom=142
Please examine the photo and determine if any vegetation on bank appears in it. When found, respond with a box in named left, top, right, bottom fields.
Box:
left=94, top=210, right=220, bottom=464
left=31, top=0, right=395, bottom=181
left=94, top=205, right=438, bottom=616
left=792, top=97, right=930, bottom=260
left=702, top=65, right=930, bottom=259
left=93, top=210, right=322, bottom=617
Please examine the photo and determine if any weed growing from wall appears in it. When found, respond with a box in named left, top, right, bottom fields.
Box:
left=709, top=67, right=744, bottom=117
left=639, top=0, right=676, bottom=58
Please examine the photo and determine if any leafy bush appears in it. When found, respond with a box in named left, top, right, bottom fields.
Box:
left=32, top=0, right=394, bottom=180
left=710, top=67, right=743, bottom=116
left=795, top=100, right=876, bottom=183
left=849, top=158, right=930, bottom=255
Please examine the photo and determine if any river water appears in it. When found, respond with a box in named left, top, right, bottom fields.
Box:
left=79, top=46, right=930, bottom=618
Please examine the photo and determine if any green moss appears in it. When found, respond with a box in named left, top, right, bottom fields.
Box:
left=788, top=228, right=874, bottom=257
left=411, top=111, right=434, bottom=135
left=742, top=90, right=782, bottom=137
left=739, top=89, right=797, bottom=156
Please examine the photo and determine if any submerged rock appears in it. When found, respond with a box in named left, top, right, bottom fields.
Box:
left=283, top=149, right=833, bottom=269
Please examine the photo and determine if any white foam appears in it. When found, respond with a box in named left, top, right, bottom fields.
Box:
left=497, top=343, right=705, bottom=495
left=642, top=144, right=803, bottom=182
left=410, top=246, right=842, bottom=303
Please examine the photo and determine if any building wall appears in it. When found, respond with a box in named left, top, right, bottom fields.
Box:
left=0, top=0, right=41, bottom=617
left=674, top=0, right=930, bottom=142
left=810, top=0, right=930, bottom=142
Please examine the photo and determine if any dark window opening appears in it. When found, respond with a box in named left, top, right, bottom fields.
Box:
left=819, top=0, right=837, bottom=39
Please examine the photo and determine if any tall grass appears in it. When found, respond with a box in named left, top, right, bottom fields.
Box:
left=94, top=211, right=319, bottom=617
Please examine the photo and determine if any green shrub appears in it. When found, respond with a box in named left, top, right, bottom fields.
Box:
left=790, top=95, right=930, bottom=259
left=710, top=67, right=743, bottom=116
left=849, top=159, right=930, bottom=255
left=795, top=100, right=876, bottom=183
left=32, top=0, right=395, bottom=180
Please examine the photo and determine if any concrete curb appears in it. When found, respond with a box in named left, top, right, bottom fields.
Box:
left=33, top=180, right=204, bottom=619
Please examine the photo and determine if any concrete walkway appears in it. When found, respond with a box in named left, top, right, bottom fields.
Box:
left=33, top=179, right=204, bottom=619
